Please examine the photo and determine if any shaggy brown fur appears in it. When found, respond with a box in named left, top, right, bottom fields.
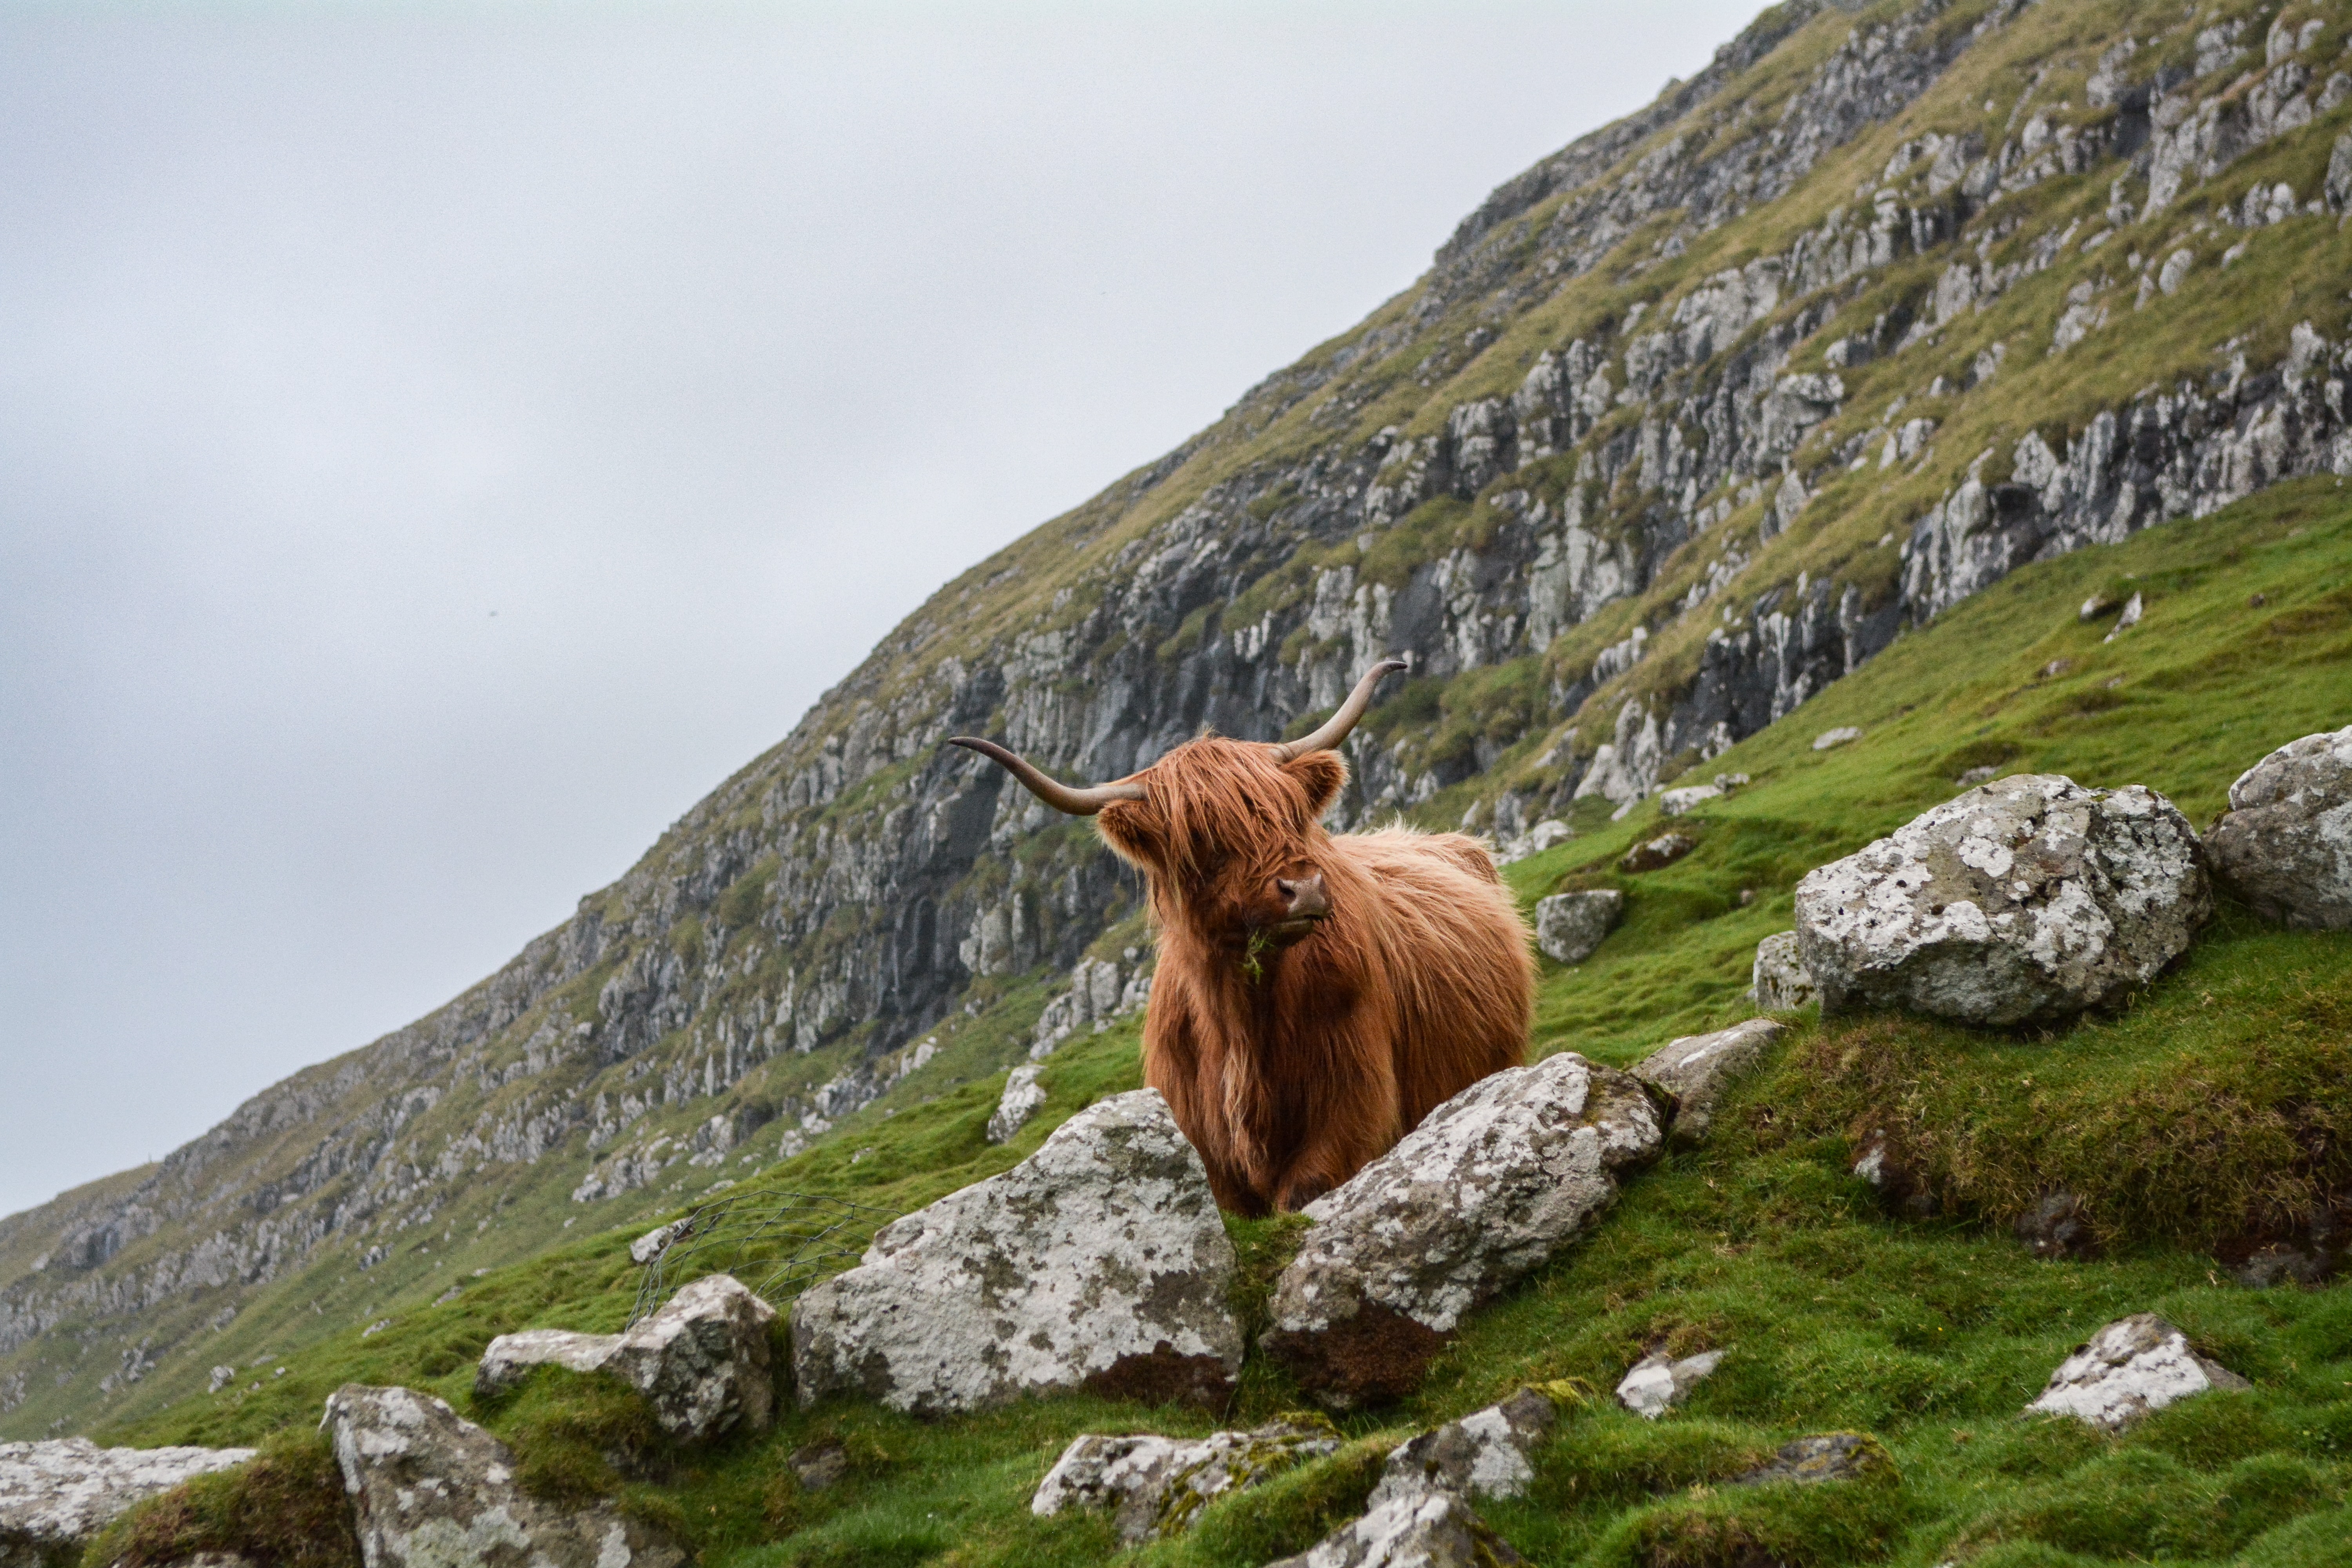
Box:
left=1092, top=736, right=1533, bottom=1215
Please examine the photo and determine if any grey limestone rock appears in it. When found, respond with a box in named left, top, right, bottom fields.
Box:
left=1368, top=1387, right=1558, bottom=1506
left=2207, top=724, right=2352, bottom=929
left=1731, top=1432, right=1891, bottom=1485
left=1030, top=1419, right=1338, bottom=1543
left=1620, top=833, right=1695, bottom=873
left=0, top=1439, right=254, bottom=1568
left=2025, top=1314, right=2249, bottom=1431
left=1532, top=889, right=1623, bottom=964
left=1751, top=931, right=1819, bottom=1011
left=1631, top=1018, right=1784, bottom=1146
left=475, top=1273, right=775, bottom=1444
left=985, top=1063, right=1047, bottom=1145
left=1263, top=1053, right=1661, bottom=1409
left=790, top=1089, right=1242, bottom=1415
left=1263, top=1487, right=1526, bottom=1568
left=1794, top=775, right=2210, bottom=1025
left=321, top=1384, right=685, bottom=1568
left=1615, top=1351, right=1725, bottom=1419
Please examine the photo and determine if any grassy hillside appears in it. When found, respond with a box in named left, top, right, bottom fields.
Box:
left=97, top=479, right=2352, bottom=1567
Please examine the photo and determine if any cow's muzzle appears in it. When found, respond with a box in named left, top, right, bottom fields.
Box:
left=1268, top=874, right=1330, bottom=945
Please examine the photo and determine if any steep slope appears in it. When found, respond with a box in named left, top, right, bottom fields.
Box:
left=11, top=0, right=2352, bottom=1442
left=107, top=473, right=2352, bottom=1567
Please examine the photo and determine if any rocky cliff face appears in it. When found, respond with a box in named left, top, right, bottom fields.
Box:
left=13, top=0, right=2352, bottom=1439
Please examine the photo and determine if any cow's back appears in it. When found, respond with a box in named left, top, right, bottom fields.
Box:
left=1329, top=826, right=1533, bottom=1130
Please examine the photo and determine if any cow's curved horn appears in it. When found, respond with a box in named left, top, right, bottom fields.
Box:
left=1269, top=657, right=1411, bottom=762
left=949, top=737, right=1147, bottom=816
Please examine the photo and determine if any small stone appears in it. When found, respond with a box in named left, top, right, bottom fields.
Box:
left=1368, top=1387, right=1558, bottom=1505
left=2206, top=725, right=2352, bottom=929
left=1495, top=820, right=1573, bottom=865
left=1750, top=932, right=1818, bottom=1012
left=786, top=1438, right=849, bottom=1492
left=1795, top=775, right=2210, bottom=1025
left=1731, top=1433, right=1892, bottom=1485
left=208, top=1365, right=235, bottom=1394
left=2039, top=658, right=2073, bottom=679
left=1812, top=726, right=1864, bottom=751
left=792, top=1089, right=1243, bottom=1415
left=1619, top=833, right=1695, bottom=873
left=630, top=1219, right=694, bottom=1266
left=1630, top=1019, right=1784, bottom=1146
left=1851, top=1131, right=1939, bottom=1220
left=2014, top=1192, right=2096, bottom=1260
left=1262, top=1486, right=1526, bottom=1568
left=1615, top=1350, right=1726, bottom=1419
left=0, top=1439, right=254, bottom=1568
left=1532, top=889, right=1624, bottom=964
left=1263, top=1054, right=1661, bottom=1409
left=2025, top=1314, right=2249, bottom=1431
left=1956, top=764, right=2001, bottom=786
left=323, top=1385, right=686, bottom=1568
left=1031, top=1420, right=1338, bottom=1543
left=985, top=1063, right=1048, bottom=1145
left=2080, top=593, right=2119, bottom=621
left=1657, top=783, right=1723, bottom=816
left=2102, top=591, right=2144, bottom=642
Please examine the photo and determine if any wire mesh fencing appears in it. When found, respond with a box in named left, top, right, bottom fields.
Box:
left=625, top=1189, right=896, bottom=1328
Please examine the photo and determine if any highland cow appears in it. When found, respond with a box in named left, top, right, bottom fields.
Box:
left=953, top=660, right=1534, bottom=1215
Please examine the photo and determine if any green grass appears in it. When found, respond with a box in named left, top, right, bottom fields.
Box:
left=93, top=479, right=2352, bottom=1566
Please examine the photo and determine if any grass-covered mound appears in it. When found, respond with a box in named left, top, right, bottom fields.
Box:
left=101, top=481, right=2352, bottom=1566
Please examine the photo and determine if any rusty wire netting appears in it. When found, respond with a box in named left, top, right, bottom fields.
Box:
left=625, top=1189, right=895, bottom=1328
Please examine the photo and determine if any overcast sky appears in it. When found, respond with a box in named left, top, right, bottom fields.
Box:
left=0, top=0, right=1762, bottom=1220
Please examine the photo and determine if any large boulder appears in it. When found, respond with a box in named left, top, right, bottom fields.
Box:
left=1030, top=1420, right=1338, bottom=1543
left=2206, top=725, right=2352, bottom=928
left=1532, top=890, right=1623, bottom=964
left=1262, top=1053, right=1662, bottom=1409
left=1794, top=775, right=2210, bottom=1025
left=790, top=1089, right=1242, bottom=1414
left=1630, top=1019, right=1784, bottom=1147
left=322, top=1385, right=686, bottom=1568
left=476, top=1273, right=776, bottom=1443
left=2024, top=1314, right=2250, bottom=1431
left=0, top=1439, right=254, bottom=1568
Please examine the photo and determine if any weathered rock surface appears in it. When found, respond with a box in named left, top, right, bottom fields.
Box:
left=2025, top=1313, right=2250, bottom=1430
left=476, top=1274, right=775, bottom=1443
left=322, top=1384, right=686, bottom=1568
left=1621, top=833, right=1696, bottom=873
left=1031, top=1419, right=1338, bottom=1543
left=1532, top=889, right=1624, bottom=964
left=1794, top=775, right=2211, bottom=1025
left=1263, top=1054, right=1661, bottom=1408
left=1732, top=1432, right=1891, bottom=1485
left=1631, top=1019, right=1784, bottom=1146
left=985, top=1063, right=1047, bottom=1144
left=791, top=1089, right=1241, bottom=1414
left=1264, top=1487, right=1526, bottom=1568
left=1369, top=1387, right=1558, bottom=1506
left=1751, top=931, right=1819, bottom=1011
left=2206, top=724, right=2352, bottom=928
left=0, top=1438, right=254, bottom=1568
left=1615, top=1350, right=1726, bottom=1419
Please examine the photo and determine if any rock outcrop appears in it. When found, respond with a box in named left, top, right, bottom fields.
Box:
left=1630, top=1019, right=1783, bottom=1146
left=1263, top=1053, right=1661, bottom=1408
left=476, top=1273, right=776, bottom=1443
left=1794, top=775, right=2210, bottom=1024
left=322, top=1384, right=686, bottom=1568
left=1368, top=1387, right=1559, bottom=1506
left=1532, top=890, right=1623, bottom=964
left=790, top=1090, right=1241, bottom=1414
left=2024, top=1314, right=2250, bottom=1430
left=2207, top=724, right=2352, bottom=928
left=0, top=1439, right=254, bottom=1568
left=1751, top=931, right=1819, bottom=1011
left=1030, top=1419, right=1338, bottom=1543
left=985, top=1063, right=1047, bottom=1145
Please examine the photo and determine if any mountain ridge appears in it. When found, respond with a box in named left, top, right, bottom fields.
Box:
left=11, top=0, right=2352, bottom=1441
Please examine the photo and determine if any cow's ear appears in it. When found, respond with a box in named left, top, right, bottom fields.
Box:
left=1094, top=798, right=1167, bottom=871
left=1282, top=751, right=1347, bottom=816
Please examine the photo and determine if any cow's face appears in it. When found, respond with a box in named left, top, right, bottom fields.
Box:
left=1092, top=738, right=1345, bottom=952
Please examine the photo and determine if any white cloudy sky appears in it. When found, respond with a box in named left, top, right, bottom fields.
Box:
left=0, top=0, right=1761, bottom=1219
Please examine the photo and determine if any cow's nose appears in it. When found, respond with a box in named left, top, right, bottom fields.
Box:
left=1277, top=873, right=1329, bottom=920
